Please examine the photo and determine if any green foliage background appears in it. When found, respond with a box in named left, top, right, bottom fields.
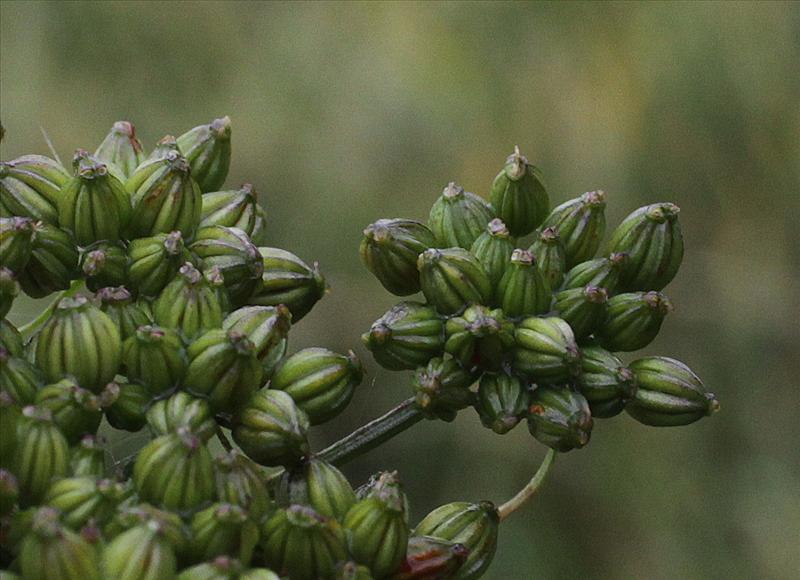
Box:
left=2, top=2, right=798, bottom=578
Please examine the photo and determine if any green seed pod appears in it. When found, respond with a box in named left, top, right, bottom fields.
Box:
left=626, top=356, right=719, bottom=426
left=94, top=121, right=145, bottom=180
left=0, top=318, right=23, bottom=356
left=0, top=391, right=21, bottom=466
left=418, top=248, right=491, bottom=316
left=58, top=150, right=131, bottom=245
left=250, top=203, right=268, bottom=246
left=146, top=391, right=215, bottom=442
left=223, top=305, right=292, bottom=378
left=495, top=249, right=551, bottom=317
left=270, top=347, right=363, bottom=425
left=17, top=221, right=79, bottom=298
left=276, top=457, right=356, bottom=520
left=200, top=183, right=259, bottom=236
left=260, top=504, right=348, bottom=580
left=412, top=357, right=477, bottom=422
left=126, top=149, right=202, bottom=239
left=475, top=373, right=530, bottom=434
left=598, top=291, right=673, bottom=352
left=444, top=305, right=514, bottom=371
left=191, top=225, right=264, bottom=306
left=335, top=561, right=375, bottom=580
left=361, top=301, right=444, bottom=371
left=20, top=507, right=100, bottom=580
left=104, top=379, right=150, bottom=432
left=249, top=247, right=327, bottom=321
left=344, top=471, right=409, bottom=578
left=0, top=155, right=69, bottom=223
left=80, top=241, right=128, bottom=292
left=133, top=428, right=215, bottom=511
left=469, top=218, right=515, bottom=289
left=102, top=521, right=178, bottom=580
left=414, top=500, right=499, bottom=580
left=0, top=267, right=20, bottom=318
left=122, top=324, right=187, bottom=396
left=528, top=226, right=567, bottom=290
left=0, top=347, right=43, bottom=405
left=513, top=316, right=581, bottom=383
left=489, top=147, right=550, bottom=237
left=540, top=190, right=607, bottom=268
left=359, top=218, right=438, bottom=296
left=232, top=388, right=310, bottom=467
left=560, top=252, right=627, bottom=293
left=127, top=231, right=193, bottom=297
left=607, top=202, right=684, bottom=291
left=14, top=406, right=70, bottom=505
left=147, top=134, right=181, bottom=162
left=103, top=503, right=189, bottom=551
left=189, top=503, right=260, bottom=565
left=69, top=435, right=108, bottom=477
left=152, top=262, right=223, bottom=339
left=392, top=535, right=470, bottom=580
left=184, top=328, right=263, bottom=414
left=35, top=295, right=121, bottom=392
left=0, top=469, right=18, bottom=516
left=552, top=285, right=608, bottom=339
left=34, top=378, right=102, bottom=443
left=0, top=216, right=35, bottom=272
left=576, top=346, right=638, bottom=418
left=528, top=386, right=593, bottom=452
left=43, top=477, right=131, bottom=530
left=214, top=450, right=272, bottom=520
left=177, top=116, right=232, bottom=193
left=96, top=286, right=151, bottom=340
left=429, top=182, right=494, bottom=249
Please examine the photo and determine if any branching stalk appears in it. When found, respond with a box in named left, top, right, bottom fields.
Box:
left=497, top=448, right=557, bottom=521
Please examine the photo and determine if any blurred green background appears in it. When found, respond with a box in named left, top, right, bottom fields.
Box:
left=2, top=1, right=798, bottom=578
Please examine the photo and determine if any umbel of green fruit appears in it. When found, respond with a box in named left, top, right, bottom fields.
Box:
left=343, top=471, right=409, bottom=577
left=1, top=154, right=69, bottom=223
left=184, top=328, right=263, bottom=414
left=126, top=148, right=202, bottom=238
left=361, top=301, right=444, bottom=371
left=58, top=150, right=131, bottom=245
left=428, top=182, right=494, bottom=249
left=270, top=347, right=363, bottom=425
left=489, top=146, right=550, bottom=237
left=607, top=202, right=684, bottom=291
left=360, top=218, right=438, bottom=296
left=527, top=386, right=593, bottom=452
left=153, top=262, right=224, bottom=338
left=133, top=427, right=215, bottom=511
left=418, top=248, right=491, bottom=315
left=177, top=115, right=232, bottom=193
left=249, top=247, right=327, bottom=321
left=35, top=295, right=121, bottom=392
left=260, top=504, right=348, bottom=580
left=540, top=189, right=607, bottom=268
left=414, top=500, right=500, bottom=580
left=626, top=356, right=719, bottom=426
left=232, top=388, right=310, bottom=467
left=469, top=218, right=515, bottom=288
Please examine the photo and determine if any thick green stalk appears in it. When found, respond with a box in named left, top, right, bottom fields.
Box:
left=317, top=397, right=424, bottom=466
left=497, top=448, right=557, bottom=521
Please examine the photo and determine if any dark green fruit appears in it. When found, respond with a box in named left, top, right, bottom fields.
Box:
left=146, top=391, right=215, bottom=442
left=80, top=240, right=129, bottom=292
left=513, top=316, right=581, bottom=383
left=277, top=457, right=356, bottom=520
left=552, top=285, right=608, bottom=339
left=444, top=304, right=514, bottom=371
left=577, top=346, right=638, bottom=418
left=528, top=226, right=566, bottom=290
left=177, top=116, right=232, bottom=193
left=469, top=218, right=515, bottom=288
left=475, top=373, right=530, bottom=434
left=411, top=357, right=477, bottom=422
left=223, top=305, right=291, bottom=378
left=18, top=221, right=79, bottom=298
left=597, top=291, right=672, bottom=352
left=1, top=154, right=69, bottom=223
left=428, top=182, right=494, bottom=249
left=122, top=324, right=187, bottom=396
left=0, top=216, right=35, bottom=272
left=96, top=286, right=151, bottom=340
left=199, top=183, right=259, bottom=235
left=560, top=252, right=627, bottom=293
left=34, top=377, right=103, bottom=443
left=489, top=147, right=550, bottom=237
left=94, top=120, right=145, bottom=180
left=495, top=249, right=551, bottom=318
left=152, top=262, right=224, bottom=339
left=361, top=301, right=444, bottom=371
left=127, top=231, right=193, bottom=297
left=20, top=507, right=100, bottom=580
left=14, top=406, right=70, bottom=505
left=527, top=386, right=593, bottom=452
left=418, top=248, right=491, bottom=316
left=540, top=190, right=607, bottom=268
left=249, top=247, right=327, bottom=321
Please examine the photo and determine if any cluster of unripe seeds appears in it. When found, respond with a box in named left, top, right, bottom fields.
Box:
left=0, top=120, right=717, bottom=580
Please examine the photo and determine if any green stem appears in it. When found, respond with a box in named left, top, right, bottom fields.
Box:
left=317, top=397, right=424, bottom=466
left=19, top=279, right=85, bottom=339
left=497, top=448, right=557, bottom=521
left=216, top=426, right=233, bottom=452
